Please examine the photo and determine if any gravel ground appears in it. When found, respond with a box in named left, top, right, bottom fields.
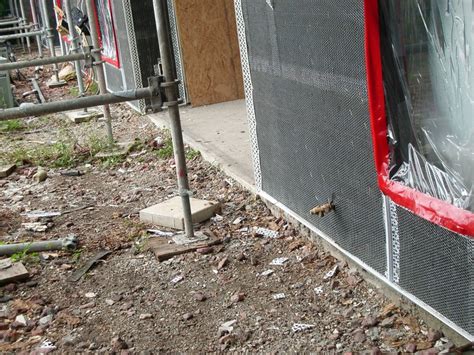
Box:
left=0, top=50, right=462, bottom=353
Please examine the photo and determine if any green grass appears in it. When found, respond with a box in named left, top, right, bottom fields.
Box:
left=155, top=134, right=200, bottom=161
left=1, top=141, right=76, bottom=168
left=156, top=136, right=174, bottom=159
left=186, top=148, right=200, bottom=160
left=0, top=119, right=24, bottom=132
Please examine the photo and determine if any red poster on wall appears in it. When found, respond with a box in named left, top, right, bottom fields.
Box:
left=55, top=0, right=120, bottom=68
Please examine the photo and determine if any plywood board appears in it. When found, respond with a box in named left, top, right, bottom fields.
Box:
left=173, top=0, right=244, bottom=107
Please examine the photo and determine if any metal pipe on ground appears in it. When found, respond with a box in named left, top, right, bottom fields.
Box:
left=40, top=0, right=62, bottom=84
left=18, top=0, right=31, bottom=54
left=0, top=86, right=155, bottom=120
left=29, top=0, right=43, bottom=58
left=0, top=52, right=89, bottom=71
left=0, top=236, right=78, bottom=256
left=64, top=0, right=87, bottom=113
left=85, top=0, right=113, bottom=143
left=152, top=0, right=194, bottom=239
left=0, top=30, right=44, bottom=41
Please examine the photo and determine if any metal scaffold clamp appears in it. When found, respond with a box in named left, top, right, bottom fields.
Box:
left=146, top=75, right=165, bottom=113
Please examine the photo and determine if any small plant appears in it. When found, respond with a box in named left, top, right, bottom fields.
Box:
left=69, top=86, right=80, bottom=97
left=101, top=155, right=124, bottom=168
left=88, top=81, right=99, bottom=95
left=185, top=147, right=200, bottom=160
left=156, top=136, right=174, bottom=159
left=0, top=119, right=24, bottom=132
left=72, top=249, right=82, bottom=263
left=10, top=244, right=39, bottom=264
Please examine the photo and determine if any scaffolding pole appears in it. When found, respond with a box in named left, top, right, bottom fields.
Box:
left=40, top=0, right=64, bottom=86
left=29, top=0, right=43, bottom=58
left=18, top=0, right=31, bottom=54
left=85, top=0, right=113, bottom=143
left=64, top=0, right=88, bottom=114
left=0, top=19, right=22, bottom=26
left=0, top=86, right=156, bottom=121
left=0, top=30, right=44, bottom=41
left=12, top=0, right=25, bottom=51
left=153, top=0, right=194, bottom=238
left=0, top=24, right=34, bottom=33
left=0, top=52, right=89, bottom=71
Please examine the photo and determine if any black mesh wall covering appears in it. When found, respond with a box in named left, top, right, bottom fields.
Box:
left=240, top=0, right=386, bottom=274
left=238, top=0, right=473, bottom=337
left=397, top=206, right=474, bottom=334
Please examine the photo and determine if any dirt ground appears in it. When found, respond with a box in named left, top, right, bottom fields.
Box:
left=0, top=51, right=463, bottom=353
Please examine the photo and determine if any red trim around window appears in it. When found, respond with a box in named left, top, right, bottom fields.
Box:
left=363, top=0, right=474, bottom=237
left=55, top=0, right=120, bottom=68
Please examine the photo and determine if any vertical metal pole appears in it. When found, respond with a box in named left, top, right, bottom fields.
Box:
left=13, top=0, right=25, bottom=51
left=29, top=0, right=43, bottom=57
left=40, top=0, right=61, bottom=83
left=64, top=0, right=87, bottom=113
left=18, top=0, right=31, bottom=54
left=85, top=0, right=113, bottom=143
left=9, top=0, right=14, bottom=17
left=153, top=0, right=194, bottom=238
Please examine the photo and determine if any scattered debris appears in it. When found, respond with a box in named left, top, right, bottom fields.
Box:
left=172, top=232, right=208, bottom=245
left=211, top=214, right=224, bottom=222
left=24, top=211, right=61, bottom=219
left=292, top=323, right=315, bottom=333
left=183, top=313, right=193, bottom=321
left=33, top=168, right=48, bottom=183
left=68, top=250, right=112, bottom=282
left=0, top=260, right=29, bottom=285
left=230, top=292, right=245, bottom=303
left=0, top=164, right=16, bottom=178
left=22, top=222, right=49, bottom=232
left=217, top=256, right=229, bottom=270
left=270, top=257, right=289, bottom=266
left=232, top=217, right=244, bottom=225
left=139, top=313, right=153, bottom=320
left=196, top=247, right=214, bottom=255
left=323, top=265, right=339, bottom=280
left=59, top=170, right=83, bottom=177
left=218, top=320, right=237, bottom=336
left=254, top=227, right=279, bottom=239
left=58, top=64, right=76, bottom=81
left=147, top=229, right=174, bottom=237
left=146, top=235, right=221, bottom=261
left=314, top=286, right=324, bottom=295
left=193, top=292, right=207, bottom=302
left=170, top=275, right=184, bottom=284
left=259, top=269, right=274, bottom=277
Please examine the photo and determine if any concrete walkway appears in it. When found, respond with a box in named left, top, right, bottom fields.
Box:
left=148, top=99, right=255, bottom=190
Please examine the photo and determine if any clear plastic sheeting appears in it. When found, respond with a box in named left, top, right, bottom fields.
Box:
left=379, top=0, right=474, bottom=212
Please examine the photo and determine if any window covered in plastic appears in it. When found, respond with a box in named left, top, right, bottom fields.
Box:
left=379, top=0, right=473, bottom=212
